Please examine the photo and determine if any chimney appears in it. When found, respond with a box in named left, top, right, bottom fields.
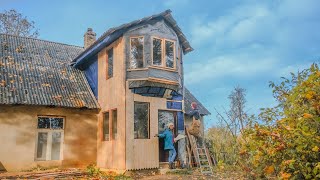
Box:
left=84, top=28, right=96, bottom=49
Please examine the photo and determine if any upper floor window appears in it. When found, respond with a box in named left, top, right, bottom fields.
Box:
left=152, top=38, right=175, bottom=69
left=165, top=40, right=175, bottom=68
left=107, top=48, right=113, bottom=79
left=152, top=38, right=162, bottom=66
left=130, top=37, right=144, bottom=69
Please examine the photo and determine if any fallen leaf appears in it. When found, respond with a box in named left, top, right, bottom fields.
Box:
left=264, top=166, right=275, bottom=174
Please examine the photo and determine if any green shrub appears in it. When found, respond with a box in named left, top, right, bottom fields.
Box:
left=86, top=164, right=102, bottom=177
left=239, top=64, right=320, bottom=179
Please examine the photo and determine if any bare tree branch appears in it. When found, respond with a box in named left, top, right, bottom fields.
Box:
left=0, top=9, right=39, bottom=38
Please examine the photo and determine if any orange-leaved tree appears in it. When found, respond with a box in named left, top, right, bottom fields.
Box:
left=239, top=63, right=320, bottom=179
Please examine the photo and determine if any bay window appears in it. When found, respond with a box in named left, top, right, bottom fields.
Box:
left=130, top=37, right=144, bottom=69
left=152, top=37, right=175, bottom=69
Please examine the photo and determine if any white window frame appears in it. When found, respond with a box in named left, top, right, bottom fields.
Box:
left=35, top=116, right=64, bottom=161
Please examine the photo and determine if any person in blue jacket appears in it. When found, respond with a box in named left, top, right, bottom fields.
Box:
left=155, top=122, right=176, bottom=169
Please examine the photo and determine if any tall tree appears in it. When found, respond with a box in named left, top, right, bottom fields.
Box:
left=0, top=9, right=39, bottom=38
left=215, top=86, right=249, bottom=137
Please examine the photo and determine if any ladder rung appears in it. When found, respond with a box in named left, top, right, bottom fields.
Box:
left=200, top=165, right=211, bottom=168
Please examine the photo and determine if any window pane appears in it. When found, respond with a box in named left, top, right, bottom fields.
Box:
left=51, top=132, right=61, bottom=160
left=153, top=38, right=162, bottom=65
left=158, top=111, right=175, bottom=134
left=38, top=117, right=50, bottom=129
left=130, top=37, right=144, bottom=69
left=134, top=102, right=149, bottom=139
left=108, top=48, right=113, bottom=78
left=103, top=112, right=110, bottom=141
left=165, top=41, right=174, bottom=68
left=37, top=132, right=48, bottom=159
left=112, top=110, right=117, bottom=140
left=50, top=118, right=64, bottom=129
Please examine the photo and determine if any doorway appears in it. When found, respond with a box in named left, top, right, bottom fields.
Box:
left=158, top=110, right=178, bottom=162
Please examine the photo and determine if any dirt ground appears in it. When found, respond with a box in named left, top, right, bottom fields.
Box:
left=0, top=168, right=246, bottom=180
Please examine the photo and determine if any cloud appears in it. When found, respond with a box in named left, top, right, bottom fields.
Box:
left=190, top=0, right=320, bottom=52
left=190, top=3, right=275, bottom=47
left=185, top=54, right=277, bottom=84
left=185, top=0, right=320, bottom=84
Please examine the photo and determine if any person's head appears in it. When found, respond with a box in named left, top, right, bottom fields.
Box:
left=167, top=122, right=174, bottom=130
left=191, top=102, right=198, bottom=109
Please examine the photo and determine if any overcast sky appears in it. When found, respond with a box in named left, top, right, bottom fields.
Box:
left=1, top=0, right=319, bottom=126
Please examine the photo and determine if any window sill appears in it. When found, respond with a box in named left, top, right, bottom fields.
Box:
left=149, top=66, right=177, bottom=72
left=127, top=68, right=148, bottom=71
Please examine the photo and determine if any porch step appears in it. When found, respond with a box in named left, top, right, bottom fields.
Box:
left=159, top=162, right=169, bottom=169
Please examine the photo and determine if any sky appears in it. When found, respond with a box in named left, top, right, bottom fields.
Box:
left=1, top=0, right=319, bottom=127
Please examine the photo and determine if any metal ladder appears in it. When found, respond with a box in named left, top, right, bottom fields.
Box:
left=185, top=126, right=213, bottom=175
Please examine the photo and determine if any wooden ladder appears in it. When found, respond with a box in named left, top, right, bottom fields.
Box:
left=185, top=126, right=213, bottom=175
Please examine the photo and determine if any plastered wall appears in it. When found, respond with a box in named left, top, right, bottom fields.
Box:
left=0, top=105, right=97, bottom=171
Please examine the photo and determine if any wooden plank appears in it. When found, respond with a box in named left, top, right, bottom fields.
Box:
left=205, top=147, right=213, bottom=167
left=148, top=77, right=179, bottom=85
left=185, top=125, right=200, bottom=166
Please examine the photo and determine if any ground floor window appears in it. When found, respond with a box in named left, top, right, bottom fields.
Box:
left=36, top=117, right=64, bottom=161
left=134, top=102, right=150, bottom=139
left=102, top=109, right=118, bottom=141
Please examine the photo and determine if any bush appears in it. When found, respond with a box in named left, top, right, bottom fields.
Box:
left=239, top=64, right=320, bottom=179
left=86, top=164, right=102, bottom=177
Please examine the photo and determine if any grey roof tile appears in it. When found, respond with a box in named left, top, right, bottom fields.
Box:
left=0, top=34, right=99, bottom=109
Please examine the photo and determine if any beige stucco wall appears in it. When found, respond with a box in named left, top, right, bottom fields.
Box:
left=96, top=38, right=126, bottom=170
left=0, top=105, right=97, bottom=171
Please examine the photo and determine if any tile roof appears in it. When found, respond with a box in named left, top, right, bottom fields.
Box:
left=185, top=88, right=211, bottom=116
left=0, top=34, right=99, bottom=109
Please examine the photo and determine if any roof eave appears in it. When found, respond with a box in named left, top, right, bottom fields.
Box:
left=72, top=9, right=193, bottom=68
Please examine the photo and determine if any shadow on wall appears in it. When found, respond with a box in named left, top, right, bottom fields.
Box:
left=0, top=161, right=7, bottom=172
left=62, top=113, right=98, bottom=167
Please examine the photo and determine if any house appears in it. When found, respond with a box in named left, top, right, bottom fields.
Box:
left=0, top=10, right=210, bottom=171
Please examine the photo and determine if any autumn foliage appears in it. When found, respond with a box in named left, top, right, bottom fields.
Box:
left=239, top=64, right=320, bottom=179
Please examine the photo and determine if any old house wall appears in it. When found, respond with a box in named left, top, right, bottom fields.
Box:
left=96, top=38, right=126, bottom=170
left=0, top=105, right=97, bottom=171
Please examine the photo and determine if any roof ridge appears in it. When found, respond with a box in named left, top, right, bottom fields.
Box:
left=0, top=33, right=84, bottom=49
left=90, top=9, right=172, bottom=50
